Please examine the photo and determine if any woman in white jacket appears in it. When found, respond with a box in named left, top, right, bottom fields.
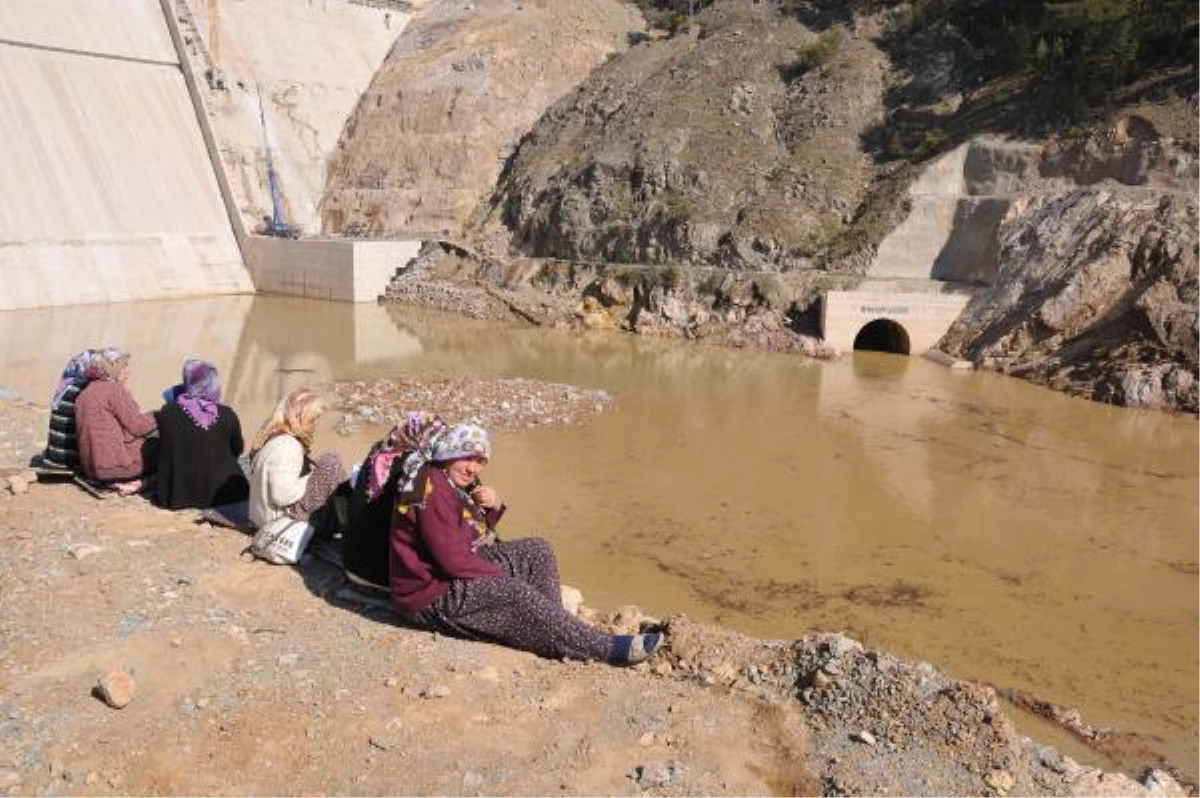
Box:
left=247, top=388, right=348, bottom=538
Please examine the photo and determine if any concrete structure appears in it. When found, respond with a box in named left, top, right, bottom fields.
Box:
left=174, top=0, right=416, bottom=236
left=821, top=139, right=1042, bottom=355
left=867, top=139, right=1041, bottom=285
left=822, top=288, right=971, bottom=356
left=0, top=0, right=252, bottom=310
left=246, top=238, right=422, bottom=302
left=0, top=0, right=429, bottom=310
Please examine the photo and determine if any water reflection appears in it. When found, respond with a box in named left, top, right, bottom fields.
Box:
left=0, top=296, right=1195, bottom=778
left=0, top=295, right=254, bottom=408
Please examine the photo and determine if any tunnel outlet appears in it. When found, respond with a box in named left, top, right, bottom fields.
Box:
left=853, top=319, right=911, bottom=355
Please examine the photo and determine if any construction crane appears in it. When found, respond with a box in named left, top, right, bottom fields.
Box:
left=204, top=0, right=226, bottom=90
left=257, top=89, right=298, bottom=239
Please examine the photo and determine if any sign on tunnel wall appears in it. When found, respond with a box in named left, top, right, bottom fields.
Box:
left=857, top=304, right=911, bottom=316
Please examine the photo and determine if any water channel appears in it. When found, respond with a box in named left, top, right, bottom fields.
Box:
left=1, top=294, right=1196, bottom=777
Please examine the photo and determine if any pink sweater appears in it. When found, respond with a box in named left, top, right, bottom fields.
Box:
left=75, top=381, right=157, bottom=481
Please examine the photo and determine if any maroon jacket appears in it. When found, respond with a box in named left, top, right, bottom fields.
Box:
left=389, top=466, right=506, bottom=615
left=75, top=381, right=157, bottom=481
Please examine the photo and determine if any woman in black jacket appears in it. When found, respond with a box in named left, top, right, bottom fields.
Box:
left=155, top=358, right=248, bottom=510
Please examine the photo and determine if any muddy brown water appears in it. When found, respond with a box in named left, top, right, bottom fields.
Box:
left=1, top=294, right=1196, bottom=778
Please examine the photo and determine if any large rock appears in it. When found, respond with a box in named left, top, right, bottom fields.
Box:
left=484, top=0, right=886, bottom=269
left=321, top=0, right=643, bottom=237
left=938, top=184, right=1198, bottom=414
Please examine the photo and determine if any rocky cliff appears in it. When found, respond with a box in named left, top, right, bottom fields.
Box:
left=937, top=129, right=1199, bottom=414
left=481, top=0, right=887, bottom=269
left=320, top=0, right=643, bottom=237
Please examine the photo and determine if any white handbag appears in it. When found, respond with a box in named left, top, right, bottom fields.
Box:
left=249, top=516, right=316, bottom=565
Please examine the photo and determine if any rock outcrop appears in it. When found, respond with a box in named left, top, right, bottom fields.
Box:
left=320, top=0, right=643, bottom=237
left=938, top=130, right=1199, bottom=414
left=483, top=0, right=887, bottom=269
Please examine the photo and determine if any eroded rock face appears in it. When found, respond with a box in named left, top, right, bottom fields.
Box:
left=1039, top=116, right=1199, bottom=192
left=320, top=0, right=643, bottom=237
left=939, top=186, right=1199, bottom=414
left=485, top=0, right=886, bottom=269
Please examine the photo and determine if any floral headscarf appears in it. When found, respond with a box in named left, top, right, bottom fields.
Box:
left=396, top=420, right=490, bottom=497
left=431, top=423, right=491, bottom=463
left=249, top=388, right=323, bottom=458
left=365, top=411, right=447, bottom=502
left=51, top=350, right=96, bottom=408
left=84, top=347, right=130, bottom=383
left=174, top=359, right=222, bottom=430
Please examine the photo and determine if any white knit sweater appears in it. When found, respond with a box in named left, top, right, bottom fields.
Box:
left=248, top=435, right=309, bottom=531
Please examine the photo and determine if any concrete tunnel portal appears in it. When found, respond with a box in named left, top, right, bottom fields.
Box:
left=853, top=318, right=911, bottom=355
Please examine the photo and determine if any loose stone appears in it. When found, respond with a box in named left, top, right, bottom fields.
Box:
left=983, top=768, right=1014, bottom=795
left=635, top=761, right=673, bottom=788
left=95, top=670, right=136, bottom=709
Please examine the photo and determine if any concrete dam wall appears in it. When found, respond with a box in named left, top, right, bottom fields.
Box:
left=0, top=0, right=252, bottom=310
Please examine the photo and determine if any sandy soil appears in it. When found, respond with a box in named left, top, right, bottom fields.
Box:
left=0, top=389, right=1192, bottom=797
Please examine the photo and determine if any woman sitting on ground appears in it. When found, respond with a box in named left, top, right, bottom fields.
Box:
left=74, top=348, right=159, bottom=491
left=42, top=349, right=97, bottom=471
left=389, top=421, right=662, bottom=667
left=247, top=388, right=348, bottom=535
left=155, top=358, right=249, bottom=510
left=343, top=411, right=447, bottom=589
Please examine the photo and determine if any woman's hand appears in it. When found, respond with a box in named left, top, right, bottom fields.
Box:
left=471, top=484, right=500, bottom=509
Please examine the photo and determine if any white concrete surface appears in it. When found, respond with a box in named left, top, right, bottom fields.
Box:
left=822, top=290, right=972, bottom=355
left=869, top=138, right=1043, bottom=285
left=0, top=0, right=176, bottom=61
left=177, top=0, right=411, bottom=235
left=246, top=238, right=422, bottom=302
left=870, top=145, right=967, bottom=282
left=0, top=44, right=251, bottom=309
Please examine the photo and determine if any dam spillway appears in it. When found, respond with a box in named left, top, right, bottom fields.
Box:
left=0, top=0, right=250, bottom=310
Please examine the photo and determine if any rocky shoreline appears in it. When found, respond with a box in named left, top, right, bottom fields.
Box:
left=0, top=389, right=1193, bottom=796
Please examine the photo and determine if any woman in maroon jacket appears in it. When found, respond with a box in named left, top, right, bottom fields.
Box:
left=390, top=421, right=662, bottom=666
left=74, top=348, right=158, bottom=488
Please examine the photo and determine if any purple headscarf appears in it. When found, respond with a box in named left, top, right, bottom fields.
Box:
left=175, top=358, right=222, bottom=430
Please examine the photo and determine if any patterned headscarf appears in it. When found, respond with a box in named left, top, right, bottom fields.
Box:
left=175, top=358, right=222, bottom=430
left=84, top=347, right=130, bottom=383
left=365, top=411, right=447, bottom=502
left=51, top=350, right=96, bottom=407
left=396, top=420, right=490, bottom=497
left=248, top=388, right=323, bottom=458
left=431, top=423, right=491, bottom=463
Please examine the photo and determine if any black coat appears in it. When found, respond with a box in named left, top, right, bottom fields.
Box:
left=342, top=446, right=405, bottom=589
left=154, top=402, right=249, bottom=510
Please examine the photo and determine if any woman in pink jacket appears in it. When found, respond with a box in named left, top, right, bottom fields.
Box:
left=74, top=348, right=158, bottom=488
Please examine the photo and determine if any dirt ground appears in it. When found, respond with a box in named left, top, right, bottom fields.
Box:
left=0, top=390, right=1192, bottom=797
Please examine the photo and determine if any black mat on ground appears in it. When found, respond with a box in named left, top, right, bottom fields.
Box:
left=33, top=466, right=75, bottom=482
left=72, top=475, right=117, bottom=500
left=198, top=500, right=254, bottom=534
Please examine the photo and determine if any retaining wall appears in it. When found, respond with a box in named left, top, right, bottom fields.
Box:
left=0, top=0, right=251, bottom=310
left=246, top=238, right=422, bottom=302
